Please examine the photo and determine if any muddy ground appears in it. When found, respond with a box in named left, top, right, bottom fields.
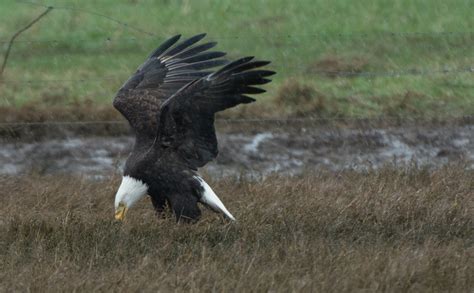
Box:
left=1, top=123, right=472, bottom=177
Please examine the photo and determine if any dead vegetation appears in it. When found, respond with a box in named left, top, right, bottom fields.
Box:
left=1, top=166, right=472, bottom=292
left=307, top=55, right=369, bottom=78
left=0, top=96, right=120, bottom=123
left=0, top=97, right=128, bottom=139
left=378, top=90, right=428, bottom=117
left=273, top=78, right=331, bottom=117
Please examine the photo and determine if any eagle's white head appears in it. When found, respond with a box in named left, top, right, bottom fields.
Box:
left=114, top=175, right=149, bottom=220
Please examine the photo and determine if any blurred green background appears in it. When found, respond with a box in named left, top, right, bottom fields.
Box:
left=0, top=0, right=473, bottom=118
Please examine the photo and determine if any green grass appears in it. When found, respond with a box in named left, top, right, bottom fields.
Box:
left=0, top=0, right=473, bottom=118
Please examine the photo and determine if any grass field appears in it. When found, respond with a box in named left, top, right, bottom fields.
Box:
left=0, top=0, right=473, bottom=120
left=1, top=167, right=472, bottom=292
left=1, top=2, right=473, bottom=292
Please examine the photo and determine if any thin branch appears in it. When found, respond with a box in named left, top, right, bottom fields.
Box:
left=17, top=1, right=156, bottom=37
left=0, top=6, right=53, bottom=79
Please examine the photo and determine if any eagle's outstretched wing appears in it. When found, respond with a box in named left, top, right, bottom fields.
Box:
left=157, top=57, right=275, bottom=169
left=113, top=34, right=228, bottom=137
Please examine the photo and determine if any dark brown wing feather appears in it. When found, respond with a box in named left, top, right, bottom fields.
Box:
left=113, top=34, right=228, bottom=137
left=157, top=57, right=275, bottom=169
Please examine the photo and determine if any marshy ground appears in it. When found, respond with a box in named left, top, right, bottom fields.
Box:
left=1, top=123, right=473, bottom=177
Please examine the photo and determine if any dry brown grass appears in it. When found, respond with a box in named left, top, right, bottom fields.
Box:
left=0, top=98, right=128, bottom=139
left=1, top=167, right=473, bottom=292
left=0, top=96, right=120, bottom=123
left=306, top=55, right=369, bottom=78
left=273, top=79, right=332, bottom=117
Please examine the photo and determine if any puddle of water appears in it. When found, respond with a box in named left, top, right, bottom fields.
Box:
left=1, top=125, right=472, bottom=178
left=243, top=132, right=274, bottom=153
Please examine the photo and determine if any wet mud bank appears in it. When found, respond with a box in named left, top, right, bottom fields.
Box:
left=1, top=124, right=473, bottom=177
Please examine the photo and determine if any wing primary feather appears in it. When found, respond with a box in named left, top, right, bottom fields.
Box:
left=139, top=58, right=163, bottom=72
left=166, top=71, right=212, bottom=78
left=149, top=34, right=181, bottom=58
left=163, top=78, right=196, bottom=84
left=207, top=86, right=266, bottom=95
left=169, top=42, right=218, bottom=60
left=165, top=74, right=210, bottom=83
left=168, top=59, right=228, bottom=71
left=161, top=33, right=207, bottom=59
left=228, top=60, right=271, bottom=74
left=241, top=86, right=267, bottom=94
left=240, top=95, right=256, bottom=103
left=166, top=51, right=227, bottom=66
left=211, top=56, right=255, bottom=77
left=231, top=70, right=276, bottom=82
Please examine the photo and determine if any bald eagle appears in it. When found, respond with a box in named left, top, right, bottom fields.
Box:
left=113, top=34, right=274, bottom=222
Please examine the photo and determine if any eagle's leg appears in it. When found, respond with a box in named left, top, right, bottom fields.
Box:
left=150, top=194, right=168, bottom=218
left=167, top=193, right=201, bottom=223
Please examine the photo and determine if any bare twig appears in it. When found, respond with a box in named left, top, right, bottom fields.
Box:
left=0, top=6, right=53, bottom=79
left=17, top=1, right=156, bottom=37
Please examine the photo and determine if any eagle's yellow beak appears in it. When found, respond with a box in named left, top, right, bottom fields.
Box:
left=115, top=202, right=128, bottom=221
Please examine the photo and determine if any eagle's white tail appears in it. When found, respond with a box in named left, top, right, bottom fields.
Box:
left=194, top=176, right=236, bottom=221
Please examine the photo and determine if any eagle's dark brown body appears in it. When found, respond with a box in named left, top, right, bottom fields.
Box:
left=113, top=34, right=274, bottom=221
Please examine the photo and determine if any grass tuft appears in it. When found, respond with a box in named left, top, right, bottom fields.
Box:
left=274, top=79, right=330, bottom=116
left=306, top=55, right=369, bottom=78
